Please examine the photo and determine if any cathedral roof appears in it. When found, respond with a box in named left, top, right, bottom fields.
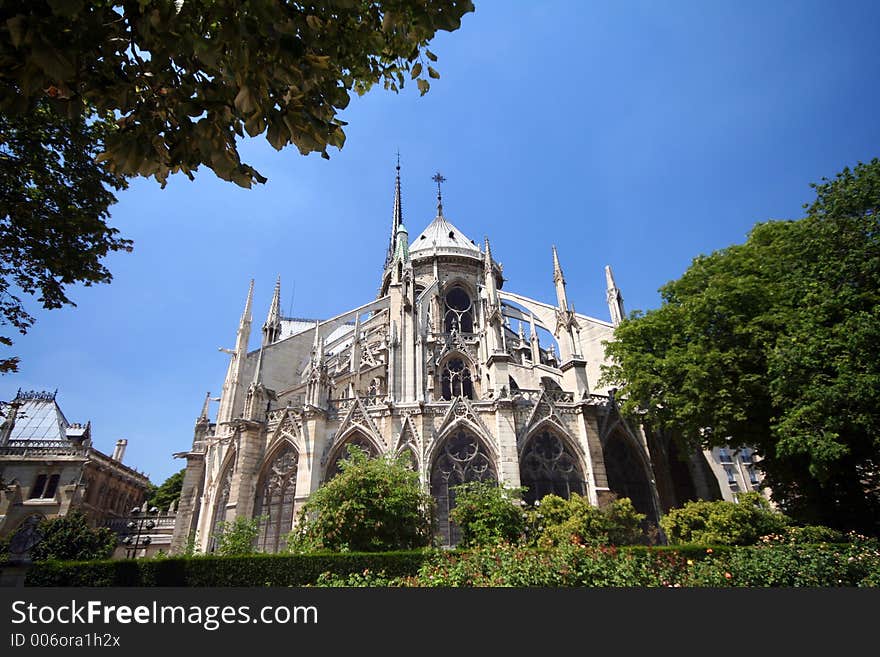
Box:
left=409, top=214, right=481, bottom=259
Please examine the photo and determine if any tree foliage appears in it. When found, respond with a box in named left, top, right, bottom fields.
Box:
left=529, top=494, right=646, bottom=547
left=0, top=0, right=475, bottom=188
left=603, top=159, right=880, bottom=534
left=147, top=468, right=185, bottom=512
left=286, top=446, right=434, bottom=552
left=0, top=1, right=472, bottom=371
left=660, top=493, right=791, bottom=546
left=448, top=480, right=525, bottom=547
left=212, top=515, right=263, bottom=556
left=0, top=101, right=129, bottom=372
left=28, top=512, right=117, bottom=561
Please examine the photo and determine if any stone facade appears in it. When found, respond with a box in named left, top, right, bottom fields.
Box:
left=0, top=390, right=152, bottom=538
left=171, top=169, right=719, bottom=553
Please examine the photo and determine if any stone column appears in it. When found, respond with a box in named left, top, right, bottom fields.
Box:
left=169, top=452, right=205, bottom=554
left=225, top=420, right=265, bottom=522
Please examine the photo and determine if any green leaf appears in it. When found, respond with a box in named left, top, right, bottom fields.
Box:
left=428, top=66, right=440, bottom=79
left=417, top=78, right=430, bottom=96
left=425, top=49, right=438, bottom=62
left=410, top=62, right=422, bottom=79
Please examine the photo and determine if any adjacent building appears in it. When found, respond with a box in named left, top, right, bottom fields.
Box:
left=0, top=390, right=152, bottom=538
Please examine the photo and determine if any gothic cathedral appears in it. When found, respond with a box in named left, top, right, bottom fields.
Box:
left=170, top=166, right=713, bottom=553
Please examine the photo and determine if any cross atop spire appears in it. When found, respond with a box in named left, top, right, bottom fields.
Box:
left=432, top=171, right=446, bottom=216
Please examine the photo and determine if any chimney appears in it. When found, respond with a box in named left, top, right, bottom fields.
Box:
left=112, top=439, right=127, bottom=462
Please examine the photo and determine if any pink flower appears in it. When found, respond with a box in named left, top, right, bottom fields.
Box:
left=724, top=572, right=732, bottom=579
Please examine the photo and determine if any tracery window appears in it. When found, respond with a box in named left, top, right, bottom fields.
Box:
left=603, top=433, right=657, bottom=522
left=254, top=444, right=299, bottom=553
left=443, top=287, right=473, bottom=333
left=430, top=429, right=496, bottom=545
left=326, top=432, right=378, bottom=479
left=520, top=430, right=585, bottom=505
left=440, top=358, right=474, bottom=400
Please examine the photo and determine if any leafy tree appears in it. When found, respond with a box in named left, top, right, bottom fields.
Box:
left=147, top=468, right=185, bottom=512
left=0, top=0, right=475, bottom=187
left=660, top=493, right=791, bottom=546
left=212, top=515, right=264, bottom=556
left=0, top=1, right=472, bottom=371
left=449, top=480, right=525, bottom=547
left=0, top=102, right=129, bottom=372
left=602, top=159, right=880, bottom=534
left=286, top=446, right=434, bottom=552
left=28, top=512, right=117, bottom=561
left=530, top=494, right=646, bottom=547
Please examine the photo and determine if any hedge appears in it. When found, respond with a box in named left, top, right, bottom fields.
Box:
left=18, top=542, right=880, bottom=587
left=23, top=550, right=432, bottom=587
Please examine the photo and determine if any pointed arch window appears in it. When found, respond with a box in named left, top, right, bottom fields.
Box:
left=326, top=432, right=379, bottom=479
left=602, top=432, right=657, bottom=522
left=444, top=287, right=473, bottom=333
left=441, top=357, right=474, bottom=400
left=430, top=428, right=496, bottom=545
left=520, top=429, right=586, bottom=505
left=209, top=461, right=234, bottom=553
left=254, top=444, right=299, bottom=553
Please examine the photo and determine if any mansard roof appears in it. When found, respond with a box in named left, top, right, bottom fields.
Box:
left=409, top=214, right=482, bottom=259
left=7, top=390, right=70, bottom=441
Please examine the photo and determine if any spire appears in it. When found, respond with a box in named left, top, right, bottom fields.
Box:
left=233, top=278, right=255, bottom=362
left=517, top=320, right=525, bottom=341
left=484, top=236, right=493, bottom=274
left=529, top=313, right=541, bottom=363
left=262, top=275, right=282, bottom=346
left=198, top=391, right=211, bottom=421
left=551, top=246, right=569, bottom=311
left=217, top=279, right=255, bottom=425
left=240, top=279, right=254, bottom=327
left=385, top=155, right=404, bottom=269
left=552, top=245, right=564, bottom=282
left=605, top=264, right=625, bottom=327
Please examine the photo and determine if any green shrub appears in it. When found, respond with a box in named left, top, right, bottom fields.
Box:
left=22, top=541, right=880, bottom=587
left=25, top=550, right=433, bottom=587
left=212, top=515, right=264, bottom=556
left=28, top=512, right=117, bottom=561
left=530, top=494, right=646, bottom=547
left=449, top=481, right=525, bottom=547
left=285, top=446, right=435, bottom=553
left=660, top=492, right=791, bottom=545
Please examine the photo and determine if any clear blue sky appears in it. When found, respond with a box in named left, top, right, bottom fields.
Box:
left=4, top=1, right=879, bottom=484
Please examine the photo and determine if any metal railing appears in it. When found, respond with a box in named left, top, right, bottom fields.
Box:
left=0, top=439, right=86, bottom=457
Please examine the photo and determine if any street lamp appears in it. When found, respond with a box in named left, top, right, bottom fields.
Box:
left=122, top=506, right=159, bottom=559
